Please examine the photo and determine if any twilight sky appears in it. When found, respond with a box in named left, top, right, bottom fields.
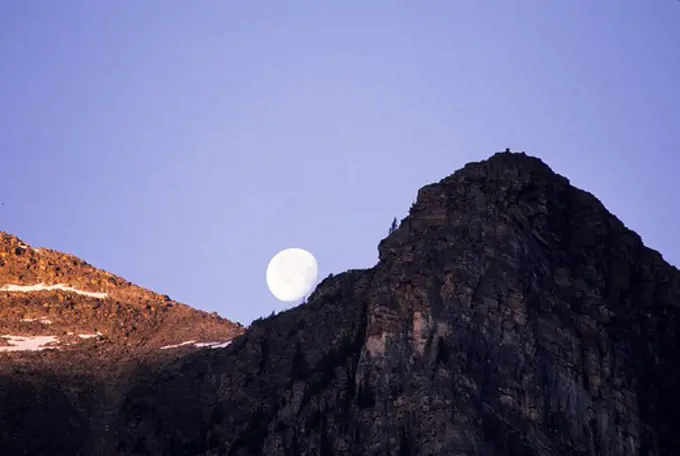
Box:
left=1, top=1, right=679, bottom=325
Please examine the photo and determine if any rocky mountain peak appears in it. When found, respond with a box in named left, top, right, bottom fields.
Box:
left=382, top=152, right=577, bottom=260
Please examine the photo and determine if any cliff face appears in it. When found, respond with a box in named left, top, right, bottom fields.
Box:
left=2, top=152, right=679, bottom=456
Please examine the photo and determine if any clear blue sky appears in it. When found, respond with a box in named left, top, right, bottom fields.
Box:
left=1, top=1, right=678, bottom=325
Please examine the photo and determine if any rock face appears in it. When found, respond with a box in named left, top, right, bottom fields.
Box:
left=2, top=151, right=679, bottom=456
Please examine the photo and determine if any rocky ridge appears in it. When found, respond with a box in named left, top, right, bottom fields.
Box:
left=1, top=151, right=679, bottom=456
left=0, top=232, right=244, bottom=360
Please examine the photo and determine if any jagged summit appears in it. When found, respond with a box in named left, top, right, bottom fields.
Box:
left=2, top=152, right=679, bottom=456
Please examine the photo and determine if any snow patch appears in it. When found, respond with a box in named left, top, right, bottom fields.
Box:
left=195, top=341, right=232, bottom=349
left=78, top=332, right=102, bottom=339
left=0, top=335, right=59, bottom=352
left=0, top=283, right=107, bottom=299
left=160, top=340, right=231, bottom=350
left=209, top=341, right=232, bottom=349
left=20, top=317, right=53, bottom=325
left=160, top=340, right=197, bottom=350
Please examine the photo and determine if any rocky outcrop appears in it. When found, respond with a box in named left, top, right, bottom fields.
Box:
left=2, top=151, right=679, bottom=456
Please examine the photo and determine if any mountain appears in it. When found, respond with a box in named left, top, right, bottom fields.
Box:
left=2, top=151, right=679, bottom=456
left=0, top=233, right=245, bottom=357
left=0, top=233, right=245, bottom=454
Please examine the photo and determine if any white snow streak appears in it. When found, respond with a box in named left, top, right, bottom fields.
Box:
left=20, top=317, right=53, bottom=325
left=78, top=332, right=102, bottom=339
left=160, top=340, right=231, bottom=350
left=0, top=335, right=59, bottom=352
left=160, top=340, right=197, bottom=350
left=0, top=283, right=107, bottom=299
left=195, top=341, right=232, bottom=349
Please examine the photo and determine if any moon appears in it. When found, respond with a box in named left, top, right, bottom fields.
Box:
left=266, top=248, right=319, bottom=302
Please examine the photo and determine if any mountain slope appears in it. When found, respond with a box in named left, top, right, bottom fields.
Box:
left=0, top=233, right=244, bottom=356
left=2, top=151, right=679, bottom=456
left=0, top=233, right=245, bottom=455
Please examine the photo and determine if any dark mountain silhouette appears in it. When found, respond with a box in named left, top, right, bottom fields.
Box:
left=1, top=151, right=678, bottom=456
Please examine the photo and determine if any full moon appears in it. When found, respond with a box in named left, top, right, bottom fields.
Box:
left=266, top=248, right=319, bottom=302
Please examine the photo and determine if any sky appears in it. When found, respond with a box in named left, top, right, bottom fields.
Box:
left=1, top=1, right=679, bottom=325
